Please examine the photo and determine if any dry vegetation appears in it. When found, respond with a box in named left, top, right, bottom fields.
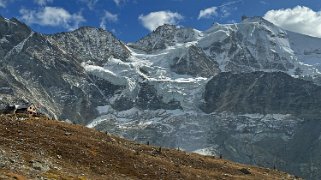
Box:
left=0, top=114, right=300, bottom=180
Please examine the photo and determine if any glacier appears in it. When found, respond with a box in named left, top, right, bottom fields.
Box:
left=1, top=15, right=321, bottom=179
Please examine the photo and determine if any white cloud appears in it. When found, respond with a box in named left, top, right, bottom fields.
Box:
left=220, top=6, right=231, bottom=18
left=138, top=11, right=183, bottom=31
left=260, top=1, right=267, bottom=5
left=104, top=11, right=118, bottom=22
left=81, top=0, right=99, bottom=10
left=100, top=11, right=118, bottom=30
left=0, top=0, right=13, bottom=8
left=264, top=6, right=321, bottom=38
left=198, top=7, right=218, bottom=19
left=0, top=0, right=6, bottom=7
left=19, top=7, right=85, bottom=30
left=198, top=0, right=241, bottom=20
left=221, top=0, right=242, bottom=7
left=0, top=2, right=5, bottom=7
left=34, top=0, right=53, bottom=6
left=113, top=0, right=126, bottom=7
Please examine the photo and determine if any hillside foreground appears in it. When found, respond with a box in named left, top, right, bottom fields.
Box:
left=0, top=114, right=300, bottom=179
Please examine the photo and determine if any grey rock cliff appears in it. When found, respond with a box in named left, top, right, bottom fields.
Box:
left=171, top=45, right=220, bottom=77
left=48, top=27, right=131, bottom=65
left=202, top=71, right=321, bottom=119
left=0, top=17, right=125, bottom=123
left=1, top=15, right=321, bottom=179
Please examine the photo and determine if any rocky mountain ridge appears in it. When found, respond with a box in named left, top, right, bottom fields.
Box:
left=1, top=15, right=321, bottom=179
left=48, top=26, right=131, bottom=65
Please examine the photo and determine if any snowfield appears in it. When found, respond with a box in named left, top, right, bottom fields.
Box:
left=86, top=17, right=321, bottom=132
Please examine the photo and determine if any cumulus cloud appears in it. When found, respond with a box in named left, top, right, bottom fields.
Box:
left=100, top=11, right=118, bottom=30
left=34, top=0, right=53, bottom=6
left=198, top=7, right=218, bottom=19
left=19, top=7, right=85, bottom=30
left=264, top=6, right=321, bottom=38
left=138, top=11, right=183, bottom=31
left=198, top=0, right=241, bottom=20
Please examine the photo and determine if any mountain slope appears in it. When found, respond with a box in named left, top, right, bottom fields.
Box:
left=128, top=24, right=202, bottom=53
left=0, top=17, right=126, bottom=124
left=202, top=71, right=321, bottom=119
left=48, top=27, right=131, bottom=65
left=1, top=15, right=321, bottom=179
left=2, top=16, right=321, bottom=123
left=0, top=115, right=299, bottom=180
left=287, top=31, right=321, bottom=68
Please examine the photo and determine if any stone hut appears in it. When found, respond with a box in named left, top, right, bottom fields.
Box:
left=15, top=104, right=37, bottom=115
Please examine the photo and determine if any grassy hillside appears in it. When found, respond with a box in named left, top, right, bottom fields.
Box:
left=0, top=114, right=300, bottom=179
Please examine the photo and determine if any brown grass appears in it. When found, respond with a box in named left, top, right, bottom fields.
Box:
left=0, top=114, right=300, bottom=179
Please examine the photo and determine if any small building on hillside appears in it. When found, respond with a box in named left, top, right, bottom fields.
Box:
left=1, top=104, right=38, bottom=116
left=15, top=104, right=37, bottom=115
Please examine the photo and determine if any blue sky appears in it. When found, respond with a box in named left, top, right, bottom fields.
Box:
left=1, top=0, right=321, bottom=42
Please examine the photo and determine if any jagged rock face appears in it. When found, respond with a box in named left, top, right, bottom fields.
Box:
left=49, top=27, right=131, bottom=65
left=0, top=17, right=124, bottom=123
left=2, top=15, right=321, bottom=179
left=202, top=71, right=321, bottom=119
left=111, top=82, right=181, bottom=111
left=0, top=17, right=184, bottom=122
left=0, top=17, right=31, bottom=57
left=170, top=45, right=220, bottom=77
left=136, top=82, right=181, bottom=110
left=129, top=24, right=201, bottom=53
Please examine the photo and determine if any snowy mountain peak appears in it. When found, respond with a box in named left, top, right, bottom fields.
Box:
left=242, top=16, right=270, bottom=23
left=0, top=16, right=29, bottom=28
left=71, top=26, right=114, bottom=36
left=0, top=16, right=31, bottom=35
left=1, top=16, right=321, bottom=179
left=153, top=24, right=178, bottom=32
left=196, top=16, right=321, bottom=76
left=0, top=16, right=32, bottom=58
left=128, top=24, right=202, bottom=53
left=48, top=26, right=131, bottom=65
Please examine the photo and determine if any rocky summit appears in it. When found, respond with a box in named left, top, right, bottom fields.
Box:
left=1, top=15, right=321, bottom=179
